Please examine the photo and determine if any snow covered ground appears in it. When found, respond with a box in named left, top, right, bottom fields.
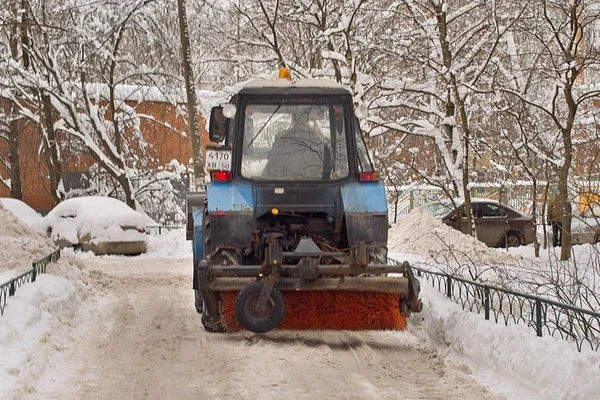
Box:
left=1, top=203, right=599, bottom=399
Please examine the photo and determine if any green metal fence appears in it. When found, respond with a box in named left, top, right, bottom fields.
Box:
left=409, top=264, right=600, bottom=352
left=145, top=225, right=185, bottom=235
left=0, top=249, right=61, bottom=316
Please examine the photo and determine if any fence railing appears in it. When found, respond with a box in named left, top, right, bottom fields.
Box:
left=145, top=225, right=185, bottom=235
left=0, top=249, right=61, bottom=316
left=409, top=264, right=600, bottom=352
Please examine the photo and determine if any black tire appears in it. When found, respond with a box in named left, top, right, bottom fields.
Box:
left=201, top=301, right=225, bottom=332
left=194, top=289, right=203, bottom=314
left=235, top=281, right=285, bottom=333
left=504, top=232, right=522, bottom=247
left=201, top=250, right=238, bottom=332
left=399, top=298, right=411, bottom=318
left=197, top=210, right=239, bottom=333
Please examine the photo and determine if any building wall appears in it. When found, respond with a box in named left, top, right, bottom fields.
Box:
left=0, top=181, right=9, bottom=197
left=0, top=98, right=209, bottom=213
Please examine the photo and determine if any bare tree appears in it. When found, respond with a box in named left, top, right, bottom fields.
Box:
left=0, top=0, right=28, bottom=200
left=178, top=0, right=204, bottom=189
left=496, top=0, right=600, bottom=260
left=1, top=0, right=188, bottom=210
left=362, top=0, right=524, bottom=236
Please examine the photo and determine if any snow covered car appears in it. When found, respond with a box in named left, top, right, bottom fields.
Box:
left=423, top=198, right=536, bottom=247
left=0, top=197, right=43, bottom=230
left=41, top=196, right=152, bottom=255
left=571, top=206, right=600, bottom=245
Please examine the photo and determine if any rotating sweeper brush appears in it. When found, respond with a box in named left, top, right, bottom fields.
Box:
left=202, top=240, right=422, bottom=333
left=186, top=69, right=422, bottom=334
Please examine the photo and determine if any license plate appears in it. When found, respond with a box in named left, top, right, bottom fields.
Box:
left=205, top=148, right=232, bottom=171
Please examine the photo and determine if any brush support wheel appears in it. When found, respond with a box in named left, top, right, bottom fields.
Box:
left=235, top=281, right=285, bottom=333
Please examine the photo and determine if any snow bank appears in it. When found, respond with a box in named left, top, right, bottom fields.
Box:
left=0, top=205, right=100, bottom=399
left=0, top=256, right=98, bottom=400
left=0, top=203, right=56, bottom=280
left=0, top=198, right=43, bottom=227
left=389, top=208, right=521, bottom=266
left=145, top=228, right=191, bottom=258
left=421, top=286, right=600, bottom=400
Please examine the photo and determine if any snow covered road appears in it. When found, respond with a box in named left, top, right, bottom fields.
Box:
left=23, top=254, right=500, bottom=400
left=4, top=210, right=600, bottom=400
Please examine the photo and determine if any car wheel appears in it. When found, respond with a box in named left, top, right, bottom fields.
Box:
left=504, top=232, right=522, bottom=247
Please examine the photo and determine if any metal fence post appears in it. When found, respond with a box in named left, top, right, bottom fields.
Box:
left=484, top=286, right=490, bottom=320
left=446, top=276, right=452, bottom=298
left=9, top=280, right=15, bottom=296
left=32, top=266, right=37, bottom=282
left=536, top=298, right=543, bottom=337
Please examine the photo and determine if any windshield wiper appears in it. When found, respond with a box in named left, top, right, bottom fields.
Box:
left=246, top=105, right=282, bottom=150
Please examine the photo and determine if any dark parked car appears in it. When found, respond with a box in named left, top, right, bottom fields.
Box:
left=423, top=198, right=535, bottom=247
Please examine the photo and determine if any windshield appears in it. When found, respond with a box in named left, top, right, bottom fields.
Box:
left=240, top=103, right=349, bottom=181
left=423, top=201, right=455, bottom=217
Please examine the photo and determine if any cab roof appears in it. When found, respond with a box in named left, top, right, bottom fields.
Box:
left=242, top=78, right=346, bottom=90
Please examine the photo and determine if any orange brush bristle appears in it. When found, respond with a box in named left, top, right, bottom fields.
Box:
left=219, top=291, right=407, bottom=332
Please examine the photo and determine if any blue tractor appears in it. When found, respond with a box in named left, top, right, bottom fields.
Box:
left=187, top=72, right=422, bottom=333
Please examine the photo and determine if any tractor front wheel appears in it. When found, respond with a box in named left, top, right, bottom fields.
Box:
left=235, top=281, right=285, bottom=333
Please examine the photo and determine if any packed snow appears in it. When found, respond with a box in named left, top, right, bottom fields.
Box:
left=388, top=208, right=521, bottom=266
left=1, top=202, right=599, bottom=399
left=0, top=203, right=55, bottom=283
left=0, top=199, right=43, bottom=229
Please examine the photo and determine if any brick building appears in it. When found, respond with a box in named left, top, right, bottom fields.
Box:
left=0, top=86, right=210, bottom=213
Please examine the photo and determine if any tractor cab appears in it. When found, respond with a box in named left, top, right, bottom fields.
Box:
left=206, top=77, right=376, bottom=185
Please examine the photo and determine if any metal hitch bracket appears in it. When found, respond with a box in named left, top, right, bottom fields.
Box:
left=257, top=276, right=277, bottom=310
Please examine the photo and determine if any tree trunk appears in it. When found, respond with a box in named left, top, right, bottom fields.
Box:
left=454, top=78, right=473, bottom=237
left=437, top=3, right=473, bottom=235
left=177, top=0, right=204, bottom=190
left=8, top=117, right=22, bottom=199
left=558, top=55, right=577, bottom=260
left=8, top=1, right=22, bottom=199
left=117, top=174, right=135, bottom=213
left=531, top=179, right=540, bottom=258
left=558, top=130, right=573, bottom=261
left=41, top=92, right=63, bottom=204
